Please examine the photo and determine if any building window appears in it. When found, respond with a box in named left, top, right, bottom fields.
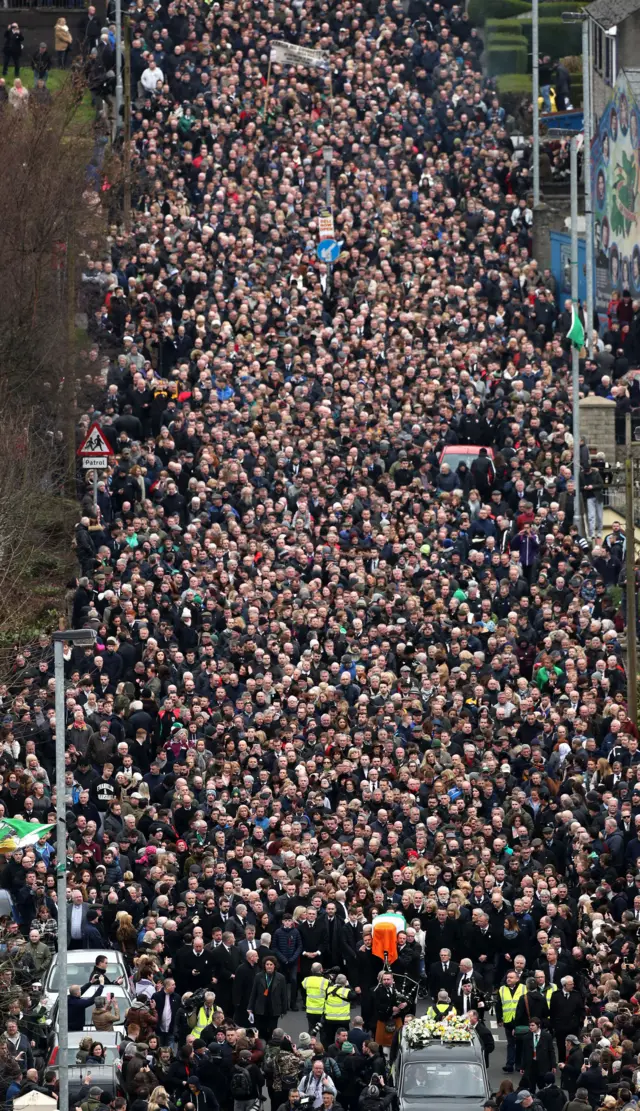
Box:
left=594, top=23, right=617, bottom=85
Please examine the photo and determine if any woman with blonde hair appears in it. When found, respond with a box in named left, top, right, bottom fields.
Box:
left=116, top=910, right=138, bottom=962
left=54, top=16, right=72, bottom=68
left=148, top=1085, right=176, bottom=1111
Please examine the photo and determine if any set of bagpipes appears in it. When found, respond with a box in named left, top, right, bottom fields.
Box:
left=382, top=949, right=420, bottom=1012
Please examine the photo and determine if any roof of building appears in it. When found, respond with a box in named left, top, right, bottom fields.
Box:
left=624, top=67, right=640, bottom=102
left=587, top=0, right=640, bottom=29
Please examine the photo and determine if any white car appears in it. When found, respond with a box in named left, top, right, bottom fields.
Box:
left=43, top=950, right=130, bottom=1017
left=49, top=983, right=133, bottom=1032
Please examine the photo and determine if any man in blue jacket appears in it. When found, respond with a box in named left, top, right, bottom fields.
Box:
left=272, top=912, right=303, bottom=1011
left=67, top=982, right=103, bottom=1031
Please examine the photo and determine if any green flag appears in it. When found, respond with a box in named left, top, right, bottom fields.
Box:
left=0, top=818, right=54, bottom=854
left=567, top=303, right=585, bottom=349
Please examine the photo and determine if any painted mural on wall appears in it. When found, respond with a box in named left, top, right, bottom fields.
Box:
left=592, top=70, right=640, bottom=312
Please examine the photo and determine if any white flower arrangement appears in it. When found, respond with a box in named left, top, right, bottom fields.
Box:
left=404, top=1013, right=473, bottom=1046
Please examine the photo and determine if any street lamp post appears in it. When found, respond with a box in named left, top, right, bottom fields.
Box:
left=323, top=145, right=334, bottom=299
left=570, top=134, right=582, bottom=533
left=532, top=0, right=540, bottom=207
left=53, top=628, right=97, bottom=1111
left=563, top=10, right=594, bottom=355
left=115, top=0, right=123, bottom=134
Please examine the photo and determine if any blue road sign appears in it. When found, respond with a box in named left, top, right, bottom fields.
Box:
left=317, top=239, right=341, bottom=263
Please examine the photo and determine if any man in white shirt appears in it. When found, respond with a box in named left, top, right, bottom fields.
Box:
left=140, top=59, right=164, bottom=94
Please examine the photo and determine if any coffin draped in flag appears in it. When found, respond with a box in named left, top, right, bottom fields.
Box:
left=0, top=818, right=54, bottom=853
left=371, top=911, right=407, bottom=964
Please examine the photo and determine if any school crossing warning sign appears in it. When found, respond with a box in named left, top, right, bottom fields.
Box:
left=77, top=422, right=114, bottom=469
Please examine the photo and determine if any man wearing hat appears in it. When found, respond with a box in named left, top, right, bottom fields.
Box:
left=187, top=1074, right=219, bottom=1110
left=515, top=1089, right=544, bottom=1111
left=80, top=1084, right=105, bottom=1111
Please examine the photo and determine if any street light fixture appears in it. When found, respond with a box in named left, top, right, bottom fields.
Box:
left=52, top=628, right=97, bottom=1111
left=563, top=8, right=594, bottom=356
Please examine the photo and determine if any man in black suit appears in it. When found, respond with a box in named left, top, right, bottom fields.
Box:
left=173, top=936, right=215, bottom=996
left=153, top=977, right=181, bottom=1046
left=232, top=949, right=260, bottom=1026
left=457, top=979, right=484, bottom=1017
left=237, top=925, right=259, bottom=957
left=520, top=1017, right=556, bottom=1091
left=339, top=909, right=364, bottom=981
left=469, top=1009, right=495, bottom=1066
left=549, top=976, right=585, bottom=1062
left=211, top=931, right=241, bottom=1016
left=464, top=913, right=498, bottom=994
left=429, top=948, right=459, bottom=998
left=425, top=908, right=459, bottom=959
left=454, top=958, right=483, bottom=1013
left=299, top=908, right=329, bottom=983
left=537, top=947, right=569, bottom=988
left=356, top=933, right=384, bottom=1033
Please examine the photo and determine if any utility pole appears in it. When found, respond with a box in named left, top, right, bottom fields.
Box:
left=52, top=627, right=97, bottom=1111
left=563, top=11, right=595, bottom=354
left=582, top=16, right=594, bottom=357
left=625, top=413, right=638, bottom=727
left=123, top=14, right=132, bottom=231
left=570, top=135, right=581, bottom=534
left=115, top=0, right=123, bottom=134
left=323, top=144, right=333, bottom=299
left=65, top=232, right=76, bottom=499
left=532, top=0, right=540, bottom=206
left=53, top=635, right=69, bottom=1111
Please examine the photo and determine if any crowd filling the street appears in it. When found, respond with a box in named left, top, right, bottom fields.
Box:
left=3, top=0, right=640, bottom=1108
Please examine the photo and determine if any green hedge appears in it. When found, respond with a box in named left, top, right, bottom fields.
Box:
left=519, top=18, right=582, bottom=57
left=469, top=0, right=528, bottom=23
left=470, top=0, right=586, bottom=23
left=496, top=73, right=532, bottom=94
left=485, top=17, right=526, bottom=33
left=485, top=42, right=528, bottom=74
left=487, top=32, right=528, bottom=46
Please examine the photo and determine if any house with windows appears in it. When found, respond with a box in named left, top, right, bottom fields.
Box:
left=587, top=0, right=640, bottom=122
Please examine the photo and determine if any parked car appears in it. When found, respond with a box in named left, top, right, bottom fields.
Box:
left=43, top=950, right=129, bottom=1016
left=392, top=1030, right=490, bottom=1111
left=49, top=983, right=133, bottom=1032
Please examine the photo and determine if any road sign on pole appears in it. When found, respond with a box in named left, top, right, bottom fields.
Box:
left=82, top=456, right=110, bottom=469
left=77, top=422, right=114, bottom=459
left=318, top=210, right=335, bottom=240
left=317, top=239, right=341, bottom=263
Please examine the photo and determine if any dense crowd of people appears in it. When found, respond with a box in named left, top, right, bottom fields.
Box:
left=3, top=0, right=640, bottom=1107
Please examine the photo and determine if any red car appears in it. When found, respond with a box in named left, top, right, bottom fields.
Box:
left=438, top=445, right=495, bottom=475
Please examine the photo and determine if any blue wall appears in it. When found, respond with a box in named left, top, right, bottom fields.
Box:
left=550, top=230, right=587, bottom=308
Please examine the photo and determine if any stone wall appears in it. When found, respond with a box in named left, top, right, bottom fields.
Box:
left=579, top=395, right=616, bottom=462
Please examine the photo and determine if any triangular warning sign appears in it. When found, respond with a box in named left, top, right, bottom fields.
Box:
left=77, top=422, right=114, bottom=457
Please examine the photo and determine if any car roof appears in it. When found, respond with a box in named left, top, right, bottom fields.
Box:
left=50, top=950, right=126, bottom=962
left=441, top=445, right=494, bottom=455
left=66, top=1031, right=122, bottom=1047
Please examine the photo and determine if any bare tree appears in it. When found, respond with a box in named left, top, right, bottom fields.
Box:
left=0, top=85, right=105, bottom=663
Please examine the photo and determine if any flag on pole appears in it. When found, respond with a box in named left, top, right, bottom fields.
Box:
left=567, top=302, right=585, bottom=349
left=0, top=819, right=54, bottom=854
